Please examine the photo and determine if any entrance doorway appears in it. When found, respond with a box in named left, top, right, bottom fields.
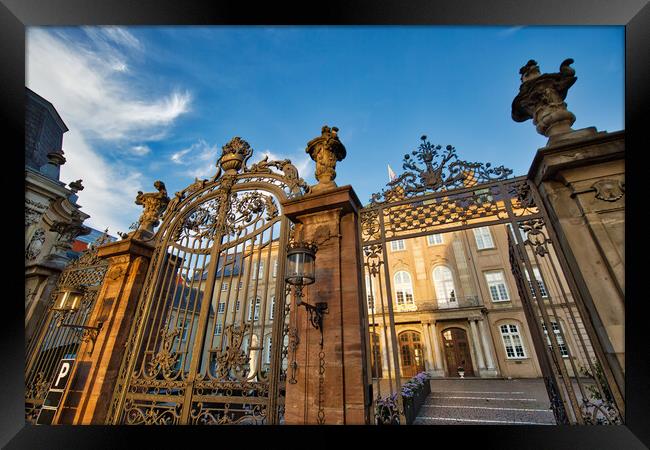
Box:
left=398, top=331, right=425, bottom=378
left=442, top=328, right=475, bottom=377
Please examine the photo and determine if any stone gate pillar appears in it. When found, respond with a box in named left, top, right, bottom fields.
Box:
left=512, top=58, right=625, bottom=394
left=281, top=125, right=370, bottom=424
left=282, top=185, right=370, bottom=424
left=55, top=237, right=154, bottom=424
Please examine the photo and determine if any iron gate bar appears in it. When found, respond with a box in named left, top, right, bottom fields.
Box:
left=359, top=137, right=623, bottom=425
left=525, top=181, right=625, bottom=421
left=108, top=140, right=308, bottom=425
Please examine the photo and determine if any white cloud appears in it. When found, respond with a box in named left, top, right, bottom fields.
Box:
left=61, top=130, right=143, bottom=234
left=27, top=28, right=191, bottom=142
left=26, top=27, right=192, bottom=234
left=130, top=144, right=151, bottom=156
left=170, top=139, right=220, bottom=179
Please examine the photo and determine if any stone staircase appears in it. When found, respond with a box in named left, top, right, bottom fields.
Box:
left=413, top=379, right=556, bottom=425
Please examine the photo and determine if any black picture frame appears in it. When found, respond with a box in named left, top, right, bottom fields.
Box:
left=2, top=1, right=648, bottom=448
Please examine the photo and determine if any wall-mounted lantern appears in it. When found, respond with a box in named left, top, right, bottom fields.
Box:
left=285, top=241, right=328, bottom=347
left=51, top=288, right=84, bottom=313
left=53, top=287, right=103, bottom=354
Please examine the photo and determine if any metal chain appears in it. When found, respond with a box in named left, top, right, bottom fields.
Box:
left=317, top=349, right=325, bottom=425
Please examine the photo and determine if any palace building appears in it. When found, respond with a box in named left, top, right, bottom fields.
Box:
left=365, top=224, right=594, bottom=380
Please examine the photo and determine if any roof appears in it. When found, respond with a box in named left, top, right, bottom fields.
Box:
left=192, top=252, right=244, bottom=282
left=171, top=285, right=213, bottom=315
left=25, top=87, right=69, bottom=133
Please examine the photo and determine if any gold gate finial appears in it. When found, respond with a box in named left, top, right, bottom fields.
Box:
left=219, top=137, right=253, bottom=174
left=306, top=125, right=347, bottom=193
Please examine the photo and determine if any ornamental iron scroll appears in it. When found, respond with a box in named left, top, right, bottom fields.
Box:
left=25, top=229, right=111, bottom=423
left=108, top=137, right=299, bottom=425
left=370, top=135, right=513, bottom=204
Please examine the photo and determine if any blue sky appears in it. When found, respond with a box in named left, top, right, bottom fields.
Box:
left=26, top=26, right=624, bottom=235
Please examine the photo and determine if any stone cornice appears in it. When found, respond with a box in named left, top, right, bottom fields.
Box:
left=527, top=129, right=624, bottom=185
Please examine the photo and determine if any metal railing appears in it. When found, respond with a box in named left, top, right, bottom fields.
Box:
left=367, top=295, right=481, bottom=313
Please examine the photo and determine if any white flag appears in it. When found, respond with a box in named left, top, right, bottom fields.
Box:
left=387, top=164, right=397, bottom=182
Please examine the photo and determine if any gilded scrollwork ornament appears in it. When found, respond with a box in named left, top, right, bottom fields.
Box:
left=147, top=328, right=181, bottom=380
left=370, top=135, right=512, bottom=204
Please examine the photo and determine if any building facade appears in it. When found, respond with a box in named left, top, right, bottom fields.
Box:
left=366, top=224, right=594, bottom=380
left=25, top=87, right=94, bottom=345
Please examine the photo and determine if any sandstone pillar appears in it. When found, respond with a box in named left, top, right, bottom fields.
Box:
left=55, top=237, right=154, bottom=424
left=469, top=319, right=486, bottom=372
left=420, top=322, right=434, bottom=373
left=281, top=185, right=370, bottom=425
left=478, top=318, right=497, bottom=371
left=428, top=321, right=445, bottom=376
left=527, top=130, right=625, bottom=394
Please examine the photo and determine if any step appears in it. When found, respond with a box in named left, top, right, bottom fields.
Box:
left=423, top=395, right=548, bottom=409
left=415, top=403, right=556, bottom=425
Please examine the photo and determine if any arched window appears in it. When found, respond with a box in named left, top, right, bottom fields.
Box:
left=433, top=266, right=456, bottom=307
left=394, top=271, right=414, bottom=306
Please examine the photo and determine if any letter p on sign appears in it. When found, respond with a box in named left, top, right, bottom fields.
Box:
left=52, top=358, right=74, bottom=390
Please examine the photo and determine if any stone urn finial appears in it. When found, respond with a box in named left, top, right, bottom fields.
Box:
left=219, top=137, right=253, bottom=174
left=512, top=58, right=578, bottom=139
left=306, top=125, right=347, bottom=193
left=134, top=180, right=170, bottom=238
left=68, top=179, right=84, bottom=194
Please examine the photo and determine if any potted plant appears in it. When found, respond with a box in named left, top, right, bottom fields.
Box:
left=457, top=366, right=465, bottom=378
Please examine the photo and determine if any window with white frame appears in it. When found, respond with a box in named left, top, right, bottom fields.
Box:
left=217, top=302, right=225, bottom=313
left=269, top=296, right=275, bottom=320
left=390, top=240, right=406, bottom=251
left=499, top=324, right=526, bottom=358
left=248, top=298, right=261, bottom=321
left=273, top=259, right=278, bottom=278
left=473, top=226, right=495, bottom=250
left=221, top=282, right=229, bottom=291
left=394, top=271, right=414, bottom=306
left=265, top=335, right=272, bottom=364
left=214, top=323, right=222, bottom=336
left=542, top=321, right=569, bottom=357
left=365, top=275, right=375, bottom=310
left=525, top=267, right=549, bottom=298
left=180, top=318, right=192, bottom=341
left=485, top=270, right=510, bottom=302
left=252, top=261, right=265, bottom=280
left=433, top=266, right=456, bottom=306
left=427, top=234, right=443, bottom=245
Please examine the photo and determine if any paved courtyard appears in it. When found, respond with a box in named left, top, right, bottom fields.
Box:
left=413, top=379, right=557, bottom=425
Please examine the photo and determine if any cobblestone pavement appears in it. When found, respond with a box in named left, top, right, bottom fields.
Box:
left=413, top=379, right=557, bottom=425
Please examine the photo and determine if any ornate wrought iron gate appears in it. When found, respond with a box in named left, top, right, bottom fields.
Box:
left=25, top=232, right=111, bottom=423
left=360, top=136, right=624, bottom=425
left=107, top=138, right=309, bottom=425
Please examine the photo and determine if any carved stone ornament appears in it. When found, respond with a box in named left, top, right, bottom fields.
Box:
left=593, top=179, right=625, bottom=202
left=134, top=180, right=170, bottom=237
left=50, top=218, right=91, bottom=252
left=511, top=58, right=577, bottom=138
left=25, top=199, right=48, bottom=227
left=26, top=228, right=46, bottom=260
left=306, top=125, right=347, bottom=192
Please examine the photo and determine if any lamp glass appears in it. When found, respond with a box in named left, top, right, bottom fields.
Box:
left=285, top=247, right=315, bottom=286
